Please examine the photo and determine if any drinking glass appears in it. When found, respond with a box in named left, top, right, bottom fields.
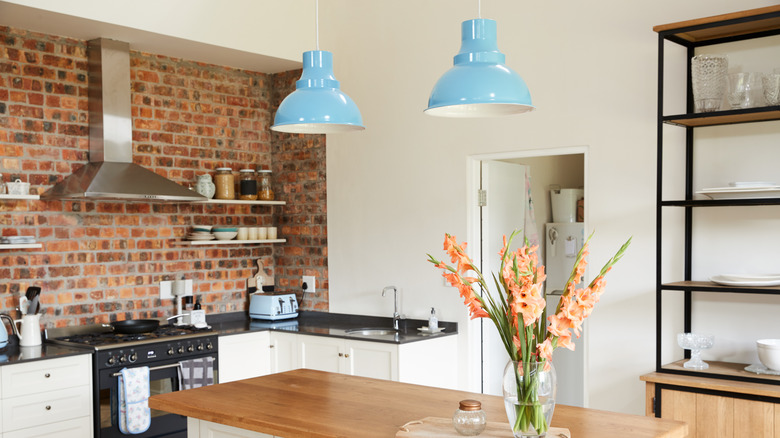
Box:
left=691, top=54, right=728, bottom=112
left=763, top=72, right=780, bottom=106
left=727, top=72, right=764, bottom=109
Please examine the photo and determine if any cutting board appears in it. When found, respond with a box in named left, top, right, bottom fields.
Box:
left=396, top=417, right=571, bottom=437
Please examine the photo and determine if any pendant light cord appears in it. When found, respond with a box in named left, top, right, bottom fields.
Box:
left=478, top=0, right=481, bottom=18
left=315, top=0, right=320, bottom=50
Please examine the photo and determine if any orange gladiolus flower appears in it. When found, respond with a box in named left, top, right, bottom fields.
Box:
left=444, top=234, right=472, bottom=274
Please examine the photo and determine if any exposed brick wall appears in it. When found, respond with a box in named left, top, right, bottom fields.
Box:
left=271, top=71, right=329, bottom=311
left=0, top=26, right=328, bottom=327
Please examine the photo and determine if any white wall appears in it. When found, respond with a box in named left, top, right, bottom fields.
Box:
left=321, top=0, right=780, bottom=415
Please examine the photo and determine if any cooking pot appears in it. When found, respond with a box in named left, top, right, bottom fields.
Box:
left=105, top=319, right=160, bottom=334
left=0, top=314, right=19, bottom=349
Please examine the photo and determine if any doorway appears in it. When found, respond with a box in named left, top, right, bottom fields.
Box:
left=466, top=146, right=588, bottom=406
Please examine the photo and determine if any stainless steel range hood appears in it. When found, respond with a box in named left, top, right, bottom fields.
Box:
left=43, top=38, right=206, bottom=202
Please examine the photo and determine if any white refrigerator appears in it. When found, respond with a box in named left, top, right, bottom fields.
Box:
left=544, top=222, right=586, bottom=407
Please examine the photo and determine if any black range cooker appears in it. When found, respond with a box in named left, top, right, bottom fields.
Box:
left=46, top=323, right=219, bottom=438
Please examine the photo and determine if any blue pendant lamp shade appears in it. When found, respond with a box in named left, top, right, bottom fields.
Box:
left=426, top=19, right=534, bottom=117
left=272, top=50, right=364, bottom=134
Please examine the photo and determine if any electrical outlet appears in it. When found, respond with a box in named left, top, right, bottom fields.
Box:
left=302, top=275, right=315, bottom=293
left=160, top=280, right=173, bottom=299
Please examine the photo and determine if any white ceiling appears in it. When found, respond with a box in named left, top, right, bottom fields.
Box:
left=0, top=1, right=303, bottom=73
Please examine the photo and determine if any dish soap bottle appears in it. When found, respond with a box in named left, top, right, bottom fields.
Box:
left=429, top=307, right=438, bottom=331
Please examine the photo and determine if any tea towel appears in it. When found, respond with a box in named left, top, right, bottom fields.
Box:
left=118, top=366, right=151, bottom=435
left=178, top=356, right=215, bottom=390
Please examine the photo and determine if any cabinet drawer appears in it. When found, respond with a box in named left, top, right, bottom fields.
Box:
left=1, top=355, right=91, bottom=398
left=2, top=386, right=92, bottom=432
left=3, top=416, right=92, bottom=438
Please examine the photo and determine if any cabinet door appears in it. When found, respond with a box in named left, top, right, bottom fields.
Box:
left=269, top=333, right=298, bottom=374
left=298, top=336, right=344, bottom=373
left=218, top=331, right=270, bottom=383
left=195, top=418, right=275, bottom=438
left=659, top=389, right=696, bottom=436
left=3, top=416, right=92, bottom=438
left=345, top=340, right=397, bottom=381
left=1, top=386, right=91, bottom=433
left=696, top=393, right=733, bottom=438
left=1, top=355, right=90, bottom=398
left=733, top=398, right=773, bottom=438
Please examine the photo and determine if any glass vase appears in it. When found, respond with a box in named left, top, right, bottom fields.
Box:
left=502, top=361, right=557, bottom=438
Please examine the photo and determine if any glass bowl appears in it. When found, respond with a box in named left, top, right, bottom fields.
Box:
left=677, top=333, right=714, bottom=370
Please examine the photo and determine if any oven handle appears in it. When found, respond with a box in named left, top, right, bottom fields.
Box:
left=110, top=362, right=180, bottom=377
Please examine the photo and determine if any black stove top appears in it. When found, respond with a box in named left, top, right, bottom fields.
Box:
left=45, top=322, right=214, bottom=351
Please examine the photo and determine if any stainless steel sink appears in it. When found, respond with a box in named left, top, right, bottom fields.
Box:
left=344, top=327, right=398, bottom=336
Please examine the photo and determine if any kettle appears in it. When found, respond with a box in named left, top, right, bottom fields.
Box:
left=0, top=314, right=19, bottom=349
left=14, top=314, right=42, bottom=347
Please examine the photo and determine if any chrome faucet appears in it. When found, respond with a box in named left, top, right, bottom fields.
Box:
left=382, top=286, right=400, bottom=331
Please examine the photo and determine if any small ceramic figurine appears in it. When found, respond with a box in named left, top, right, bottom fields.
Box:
left=195, top=174, right=216, bottom=199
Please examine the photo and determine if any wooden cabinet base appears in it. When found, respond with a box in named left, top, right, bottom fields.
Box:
left=642, top=372, right=780, bottom=438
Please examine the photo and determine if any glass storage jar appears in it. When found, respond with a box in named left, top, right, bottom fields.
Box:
left=214, top=168, right=235, bottom=200
left=452, top=399, right=486, bottom=436
left=257, top=170, right=275, bottom=201
left=238, top=169, right=258, bottom=200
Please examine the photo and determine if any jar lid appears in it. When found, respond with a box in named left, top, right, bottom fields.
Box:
left=256, top=169, right=272, bottom=173
left=216, top=167, right=232, bottom=171
left=458, top=399, right=482, bottom=411
left=239, top=169, right=255, bottom=173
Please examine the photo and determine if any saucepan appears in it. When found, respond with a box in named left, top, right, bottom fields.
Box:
left=104, top=319, right=160, bottom=334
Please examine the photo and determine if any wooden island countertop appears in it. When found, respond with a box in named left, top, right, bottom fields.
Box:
left=149, top=369, right=687, bottom=438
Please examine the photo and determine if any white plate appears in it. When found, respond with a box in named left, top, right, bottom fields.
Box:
left=745, top=363, right=780, bottom=375
left=697, top=187, right=780, bottom=199
left=187, top=235, right=215, bottom=241
left=711, top=274, right=780, bottom=287
left=730, top=181, right=777, bottom=188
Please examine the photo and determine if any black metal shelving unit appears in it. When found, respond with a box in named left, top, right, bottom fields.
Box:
left=655, top=5, right=780, bottom=389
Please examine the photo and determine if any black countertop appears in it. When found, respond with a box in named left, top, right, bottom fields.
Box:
left=0, top=339, right=93, bottom=367
left=208, top=310, right=458, bottom=344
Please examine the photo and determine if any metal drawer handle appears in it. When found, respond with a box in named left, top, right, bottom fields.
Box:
left=45, top=405, right=51, bottom=410
left=344, top=354, right=350, bottom=358
left=269, top=345, right=275, bottom=348
left=338, top=353, right=343, bottom=357
left=44, top=373, right=51, bottom=378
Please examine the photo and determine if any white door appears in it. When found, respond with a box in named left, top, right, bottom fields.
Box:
left=480, top=160, right=529, bottom=396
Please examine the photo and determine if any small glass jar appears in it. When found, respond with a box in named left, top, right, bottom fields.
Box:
left=238, top=169, right=258, bottom=200
left=452, top=399, right=486, bottom=436
left=214, top=168, right=235, bottom=200
left=257, top=169, right=274, bottom=201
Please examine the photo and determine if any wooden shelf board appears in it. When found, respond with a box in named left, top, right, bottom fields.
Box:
left=643, top=363, right=780, bottom=398
left=177, top=239, right=286, bottom=246
left=195, top=199, right=285, bottom=206
left=0, top=194, right=39, bottom=201
left=653, top=5, right=780, bottom=42
left=663, top=107, right=780, bottom=127
left=0, top=243, right=42, bottom=249
left=661, top=281, right=780, bottom=293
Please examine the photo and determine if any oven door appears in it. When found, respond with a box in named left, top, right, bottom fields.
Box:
left=97, top=357, right=216, bottom=438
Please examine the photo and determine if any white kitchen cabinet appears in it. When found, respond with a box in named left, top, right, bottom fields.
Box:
left=298, top=335, right=347, bottom=374
left=188, top=417, right=276, bottom=438
left=269, top=332, right=298, bottom=374
left=218, top=331, right=271, bottom=383
left=218, top=330, right=458, bottom=388
left=0, top=354, right=93, bottom=437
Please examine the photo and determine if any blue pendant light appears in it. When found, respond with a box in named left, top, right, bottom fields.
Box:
left=272, top=0, right=364, bottom=134
left=425, top=2, right=534, bottom=117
